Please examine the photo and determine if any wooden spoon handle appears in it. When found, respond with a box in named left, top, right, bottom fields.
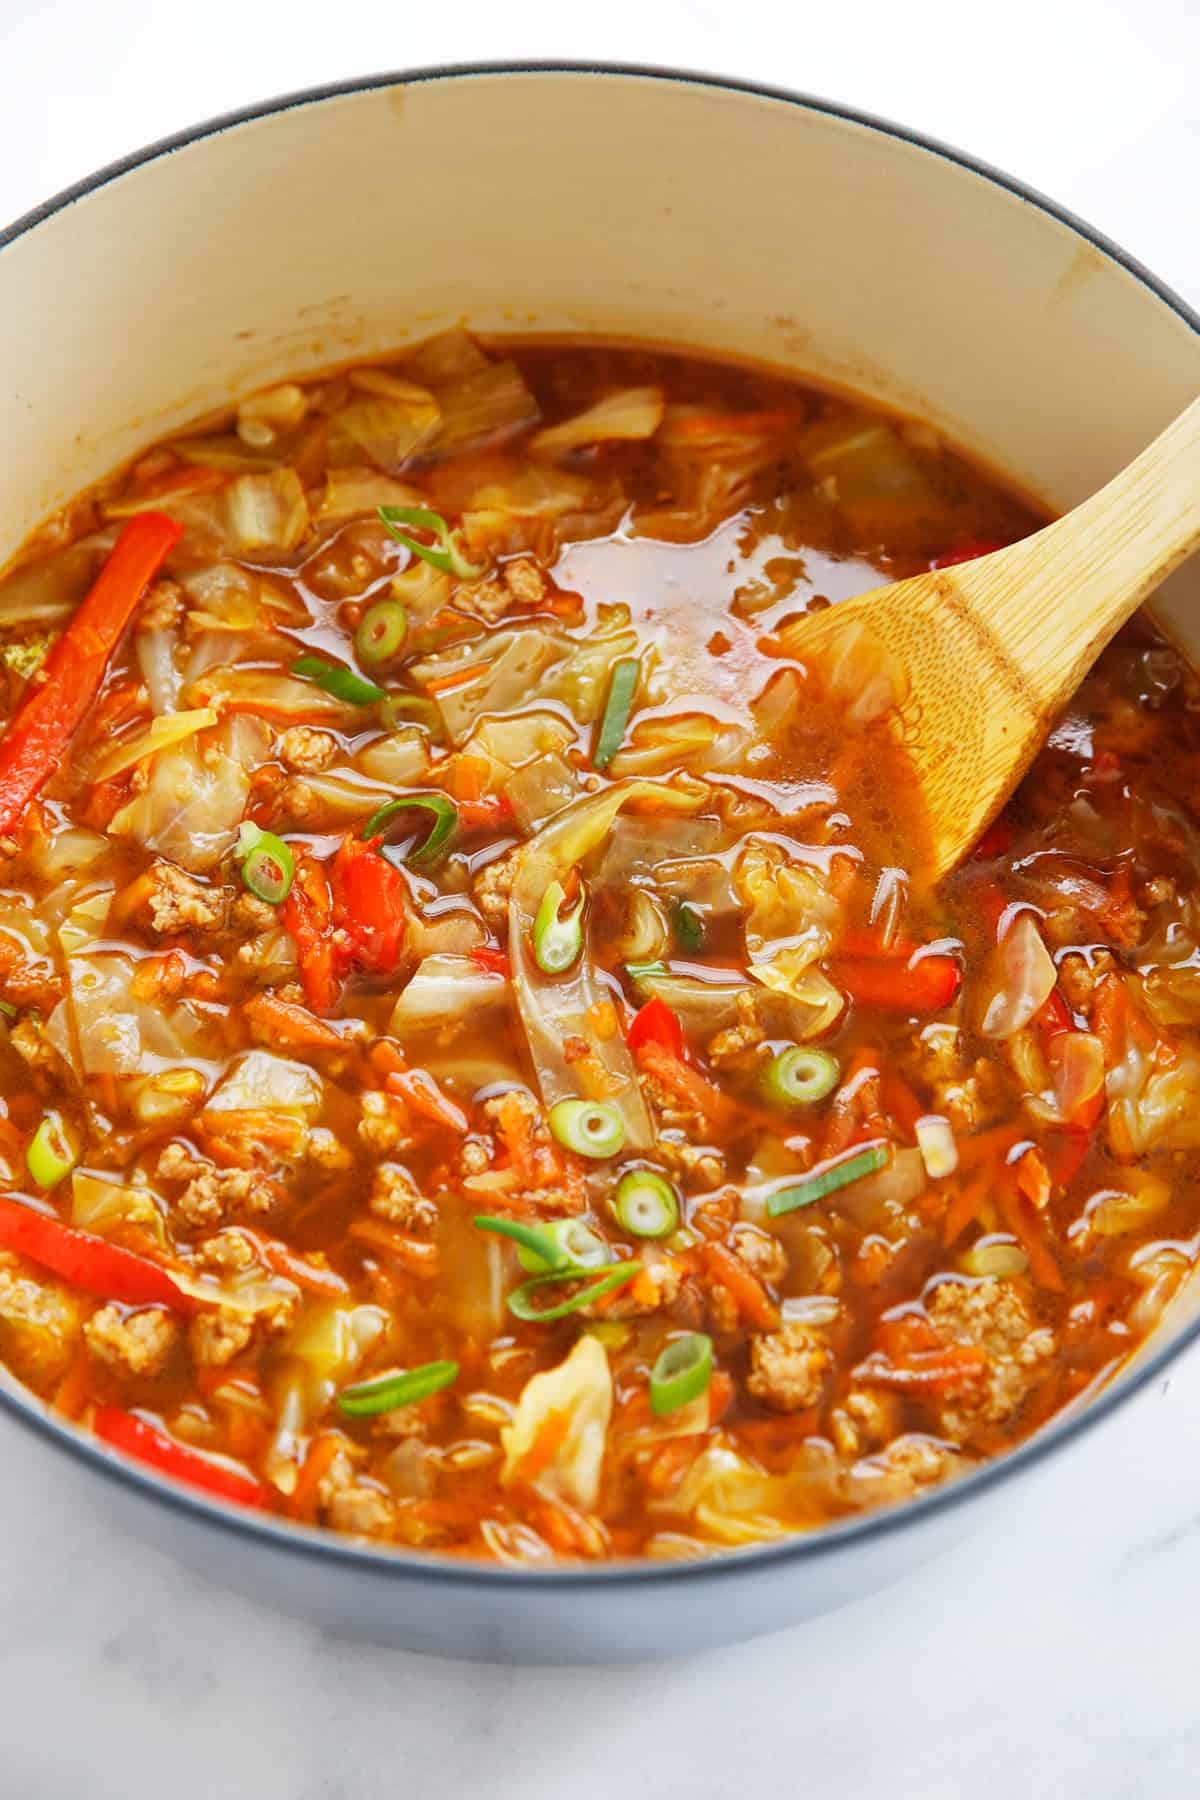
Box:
left=951, top=394, right=1200, bottom=718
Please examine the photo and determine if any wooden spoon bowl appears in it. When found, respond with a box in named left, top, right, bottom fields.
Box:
left=790, top=396, right=1200, bottom=878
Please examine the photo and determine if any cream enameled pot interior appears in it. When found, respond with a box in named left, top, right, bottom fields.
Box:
left=2, top=64, right=1200, bottom=1401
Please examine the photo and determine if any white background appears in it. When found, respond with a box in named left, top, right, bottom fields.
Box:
left=1, top=3, right=1199, bottom=1795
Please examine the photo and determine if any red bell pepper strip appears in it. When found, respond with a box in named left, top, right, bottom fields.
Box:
left=330, top=836, right=407, bottom=974
left=281, top=859, right=340, bottom=1015
left=831, top=949, right=961, bottom=1013
left=928, top=537, right=1008, bottom=570
left=0, top=512, right=182, bottom=837
left=0, top=1197, right=191, bottom=1310
left=469, top=945, right=510, bottom=976
left=93, top=1408, right=266, bottom=1509
left=626, top=995, right=684, bottom=1059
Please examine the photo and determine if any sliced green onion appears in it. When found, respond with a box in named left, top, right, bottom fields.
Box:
left=672, top=901, right=705, bottom=953
left=0, top=1000, right=16, bottom=1020
left=507, top=1260, right=640, bottom=1322
left=613, top=1168, right=679, bottom=1239
left=761, top=1046, right=840, bottom=1107
left=378, top=504, right=487, bottom=580
left=649, top=1333, right=713, bottom=1416
left=594, top=656, right=641, bottom=769
left=292, top=655, right=387, bottom=707
left=355, top=598, right=408, bottom=665
left=548, top=1098, right=626, bottom=1159
left=625, top=960, right=670, bottom=984
left=515, top=1218, right=610, bottom=1274
left=472, top=1213, right=573, bottom=1271
left=362, top=792, right=457, bottom=865
left=378, top=692, right=444, bottom=737
left=27, top=1113, right=77, bottom=1189
left=234, top=821, right=295, bottom=904
left=532, top=879, right=585, bottom=975
left=766, top=1142, right=889, bottom=1217
left=336, top=1359, right=459, bottom=1418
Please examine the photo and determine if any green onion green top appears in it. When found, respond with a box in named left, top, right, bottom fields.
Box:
left=673, top=901, right=705, bottom=953
left=766, top=1142, right=889, bottom=1217
left=594, top=656, right=641, bottom=769
left=292, top=655, right=387, bottom=707
left=506, top=1261, right=640, bottom=1322
left=649, top=1333, right=713, bottom=1415
left=362, top=792, right=457, bottom=865
left=378, top=504, right=487, bottom=580
left=336, top=1360, right=459, bottom=1418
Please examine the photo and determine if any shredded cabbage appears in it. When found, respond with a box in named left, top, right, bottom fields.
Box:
left=108, top=715, right=270, bottom=871
left=501, top=1334, right=612, bottom=1509
left=206, top=1050, right=323, bottom=1117
left=389, top=955, right=508, bottom=1030
left=509, top=779, right=703, bottom=1147
left=329, top=378, right=441, bottom=471
left=531, top=387, right=664, bottom=457
left=90, top=708, right=218, bottom=783
left=225, top=469, right=309, bottom=554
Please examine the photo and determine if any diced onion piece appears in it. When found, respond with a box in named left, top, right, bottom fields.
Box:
left=355, top=728, right=431, bottom=787
left=916, top=1114, right=958, bottom=1179
left=532, top=387, right=664, bottom=458
left=960, top=1236, right=1028, bottom=1277
left=979, top=913, right=1057, bottom=1040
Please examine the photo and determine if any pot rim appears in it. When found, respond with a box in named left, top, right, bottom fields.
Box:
left=0, top=59, right=1195, bottom=1594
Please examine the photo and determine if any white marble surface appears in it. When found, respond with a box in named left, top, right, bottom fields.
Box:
left=1, top=2, right=1199, bottom=1792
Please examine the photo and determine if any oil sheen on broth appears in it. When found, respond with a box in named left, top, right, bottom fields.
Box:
left=0, top=330, right=1193, bottom=1562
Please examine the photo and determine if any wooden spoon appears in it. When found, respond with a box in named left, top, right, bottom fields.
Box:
left=790, top=396, right=1200, bottom=879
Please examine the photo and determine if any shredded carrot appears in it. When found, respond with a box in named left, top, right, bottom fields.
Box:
left=243, top=990, right=348, bottom=1052
left=635, top=1039, right=738, bottom=1135
left=249, top=1233, right=349, bottom=1297
left=880, top=1067, right=925, bottom=1138
left=52, top=1347, right=91, bottom=1420
left=348, top=1218, right=439, bottom=1275
left=447, top=753, right=490, bottom=802
left=642, top=1436, right=704, bottom=1496
left=385, top=1067, right=469, bottom=1134
left=942, top=1174, right=988, bottom=1245
left=370, top=1039, right=407, bottom=1081
left=996, top=1179, right=1065, bottom=1291
left=290, top=1431, right=345, bottom=1519
left=424, top=662, right=488, bottom=696
left=1015, top=1145, right=1052, bottom=1212
left=701, top=1240, right=780, bottom=1331
left=516, top=1408, right=571, bottom=1484
left=108, top=869, right=157, bottom=926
